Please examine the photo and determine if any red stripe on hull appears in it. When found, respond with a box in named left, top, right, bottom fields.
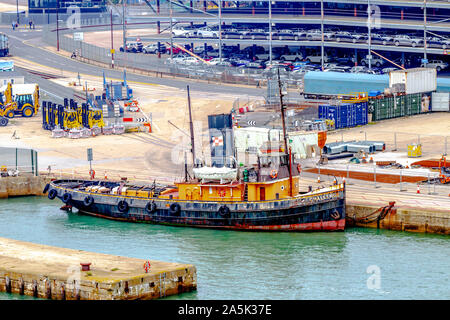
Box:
left=78, top=210, right=345, bottom=232
left=230, top=219, right=345, bottom=231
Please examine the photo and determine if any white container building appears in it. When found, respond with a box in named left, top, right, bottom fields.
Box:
left=389, top=68, right=437, bottom=94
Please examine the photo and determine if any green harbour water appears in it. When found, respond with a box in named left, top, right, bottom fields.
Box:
left=0, top=196, right=448, bottom=300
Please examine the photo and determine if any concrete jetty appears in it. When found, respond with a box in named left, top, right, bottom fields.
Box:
left=0, top=175, right=51, bottom=198
left=347, top=204, right=450, bottom=235
left=0, top=237, right=197, bottom=300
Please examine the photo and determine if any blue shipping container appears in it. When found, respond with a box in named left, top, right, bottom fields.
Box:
left=318, top=102, right=368, bottom=129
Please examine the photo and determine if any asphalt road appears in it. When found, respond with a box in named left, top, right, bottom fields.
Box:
left=0, top=26, right=265, bottom=99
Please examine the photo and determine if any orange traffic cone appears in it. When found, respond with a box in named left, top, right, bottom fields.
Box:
left=104, top=172, right=107, bottom=180
left=317, top=176, right=321, bottom=183
left=417, top=184, right=420, bottom=194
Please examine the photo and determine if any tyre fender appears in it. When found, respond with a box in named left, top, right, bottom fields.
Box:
left=118, top=200, right=129, bottom=213
left=84, top=196, right=94, bottom=207
left=48, top=189, right=58, bottom=200
left=169, top=203, right=181, bottom=216
left=62, top=193, right=72, bottom=204
left=145, top=201, right=157, bottom=214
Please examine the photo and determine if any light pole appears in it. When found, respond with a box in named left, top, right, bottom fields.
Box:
left=269, top=0, right=272, bottom=64
left=56, top=0, right=60, bottom=51
left=111, top=9, right=114, bottom=69
left=367, top=0, right=372, bottom=69
left=16, top=0, right=19, bottom=25
left=423, top=0, right=428, bottom=66
left=219, top=0, right=222, bottom=61
left=321, top=0, right=324, bottom=71
left=169, top=0, right=173, bottom=59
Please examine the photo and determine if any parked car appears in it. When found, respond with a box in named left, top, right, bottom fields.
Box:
left=208, top=58, right=229, bottom=65
left=172, top=26, right=194, bottom=38
left=361, top=57, right=385, bottom=67
left=166, top=54, right=188, bottom=64
left=247, top=30, right=268, bottom=40
left=305, top=53, right=329, bottom=64
left=223, top=29, right=242, bottom=39
left=279, top=51, right=304, bottom=62
left=350, top=66, right=370, bottom=73
left=143, top=43, right=166, bottom=54
left=119, top=42, right=143, bottom=53
left=193, top=45, right=214, bottom=54
left=242, top=46, right=268, bottom=60
left=381, top=67, right=398, bottom=74
left=324, top=66, right=350, bottom=73
left=422, top=60, right=448, bottom=72
left=272, top=30, right=297, bottom=41
left=334, top=31, right=356, bottom=43
left=197, top=26, right=219, bottom=38
left=229, top=58, right=251, bottom=67
left=306, top=29, right=334, bottom=41
left=166, top=46, right=183, bottom=54
left=335, top=56, right=357, bottom=65
left=266, top=61, right=295, bottom=71
left=182, top=56, right=202, bottom=65
left=371, top=33, right=394, bottom=45
left=393, top=35, right=423, bottom=47
left=244, top=60, right=266, bottom=69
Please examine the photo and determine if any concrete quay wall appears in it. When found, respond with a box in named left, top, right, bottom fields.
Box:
left=0, top=237, right=197, bottom=300
left=347, top=204, right=450, bottom=235
left=0, top=175, right=51, bottom=198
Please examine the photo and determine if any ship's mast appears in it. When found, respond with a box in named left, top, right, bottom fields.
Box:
left=187, top=85, right=196, bottom=167
left=277, top=68, right=293, bottom=197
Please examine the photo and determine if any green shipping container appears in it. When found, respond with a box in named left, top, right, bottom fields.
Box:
left=370, top=93, right=422, bottom=121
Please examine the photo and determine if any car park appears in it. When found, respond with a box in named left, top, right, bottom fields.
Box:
left=143, top=43, right=166, bottom=54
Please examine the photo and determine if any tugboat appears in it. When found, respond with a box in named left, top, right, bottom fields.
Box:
left=45, top=74, right=345, bottom=231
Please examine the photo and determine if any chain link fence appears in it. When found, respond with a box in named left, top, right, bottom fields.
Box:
left=0, top=147, right=39, bottom=177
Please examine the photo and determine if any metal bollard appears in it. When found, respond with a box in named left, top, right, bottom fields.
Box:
left=374, top=166, right=380, bottom=188
left=393, top=132, right=397, bottom=151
